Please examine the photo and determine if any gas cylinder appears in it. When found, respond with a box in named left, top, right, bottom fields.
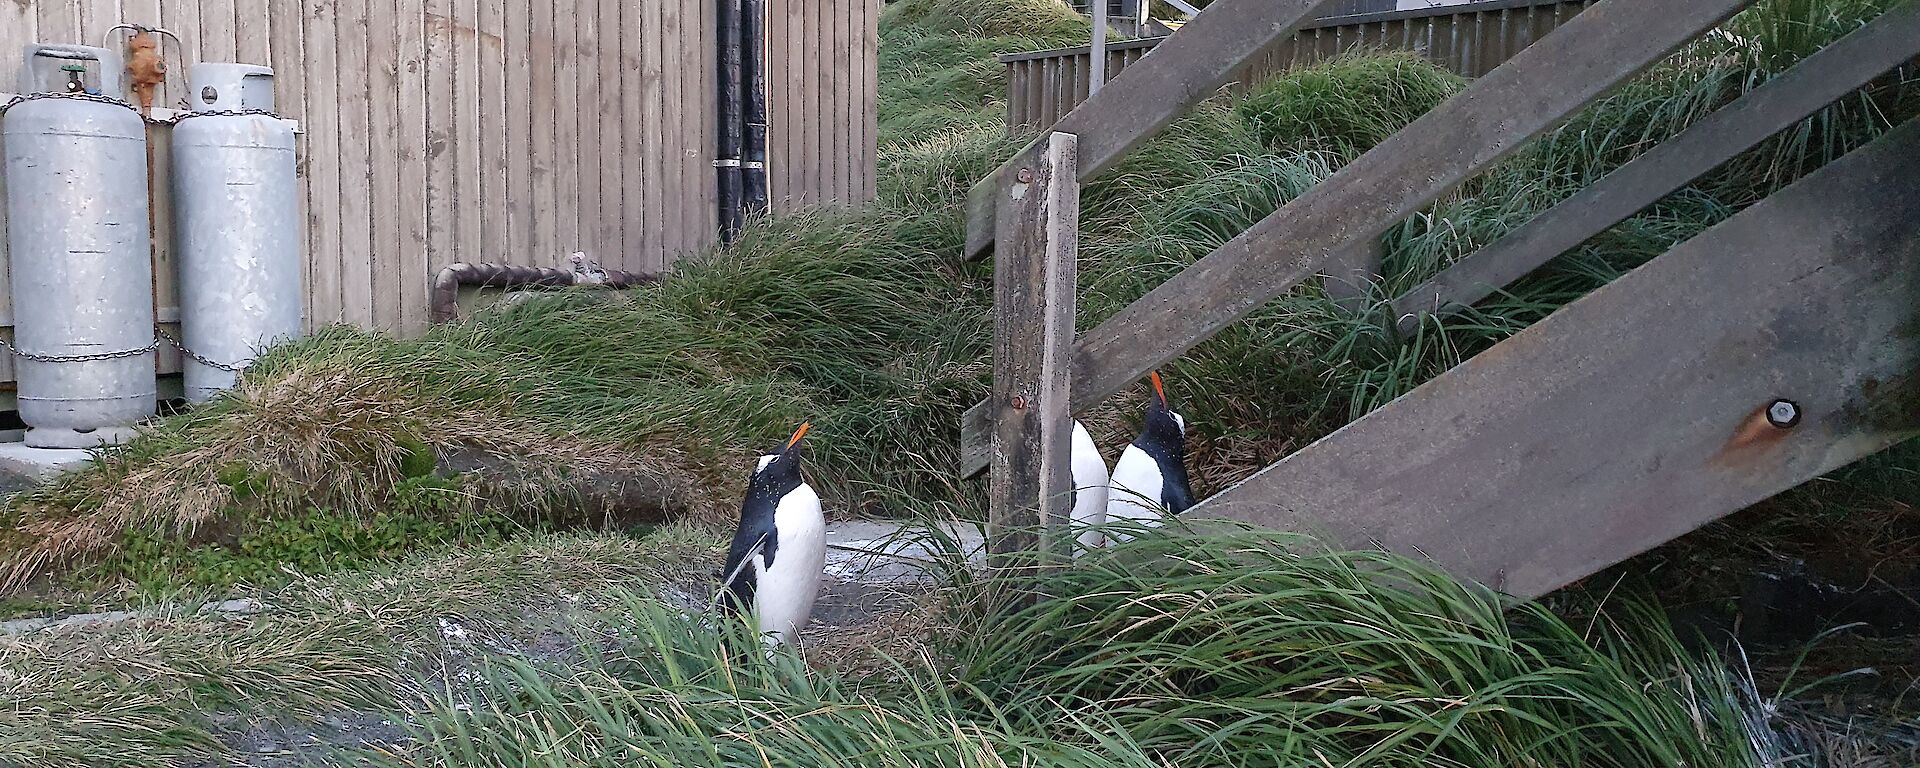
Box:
left=170, top=63, right=302, bottom=402
left=2, top=45, right=157, bottom=448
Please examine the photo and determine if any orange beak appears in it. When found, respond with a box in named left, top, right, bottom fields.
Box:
left=1149, top=371, right=1167, bottom=406
left=784, top=422, right=812, bottom=451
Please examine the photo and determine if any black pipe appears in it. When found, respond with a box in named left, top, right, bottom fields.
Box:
left=717, top=0, right=746, bottom=242
left=741, top=0, right=770, bottom=219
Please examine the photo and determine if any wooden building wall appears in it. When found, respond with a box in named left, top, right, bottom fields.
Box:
left=0, top=0, right=878, bottom=346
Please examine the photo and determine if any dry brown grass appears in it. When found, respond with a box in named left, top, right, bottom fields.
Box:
left=0, top=366, right=727, bottom=590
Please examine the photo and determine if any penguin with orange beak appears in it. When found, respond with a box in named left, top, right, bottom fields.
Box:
left=720, top=423, right=827, bottom=648
left=1105, top=372, right=1196, bottom=533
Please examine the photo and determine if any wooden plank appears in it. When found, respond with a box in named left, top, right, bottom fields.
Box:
left=36, top=0, right=80, bottom=49
left=963, top=0, right=1337, bottom=259
left=0, top=0, right=38, bottom=349
left=237, top=0, right=274, bottom=64
left=691, top=0, right=716, bottom=251
left=639, top=0, right=664, bottom=267
left=337, top=0, right=375, bottom=326
left=368, top=0, right=406, bottom=331
left=1198, top=118, right=1920, bottom=601
left=1391, top=2, right=1920, bottom=332
left=596, top=0, right=621, bottom=264
left=424, top=0, right=454, bottom=281
left=619, top=0, right=646, bottom=268
left=455, top=0, right=483, bottom=268
left=528, top=0, right=556, bottom=267
left=202, top=0, right=240, bottom=63
left=960, top=0, right=1757, bottom=476
left=861, top=0, right=877, bottom=201
left=504, top=0, right=532, bottom=266
left=397, top=0, right=430, bottom=333
left=801, top=0, right=819, bottom=207
left=573, top=0, right=600, bottom=259
left=267, top=0, right=308, bottom=330
left=989, top=132, right=1080, bottom=566
left=482, top=0, right=510, bottom=268
left=303, top=0, right=344, bottom=325
left=658, top=0, right=684, bottom=252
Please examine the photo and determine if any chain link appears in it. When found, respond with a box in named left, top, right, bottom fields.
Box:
left=156, top=328, right=250, bottom=372
left=0, top=91, right=282, bottom=125
left=0, top=329, right=249, bottom=371
left=0, top=90, right=142, bottom=117
left=0, top=335, right=160, bottom=363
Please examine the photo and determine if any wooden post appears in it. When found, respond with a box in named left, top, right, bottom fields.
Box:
left=1321, top=236, right=1384, bottom=313
left=1090, top=0, right=1108, bottom=96
left=989, top=131, right=1080, bottom=571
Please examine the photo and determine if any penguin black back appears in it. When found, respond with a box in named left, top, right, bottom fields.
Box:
left=1136, top=373, right=1196, bottom=514
left=721, top=426, right=809, bottom=615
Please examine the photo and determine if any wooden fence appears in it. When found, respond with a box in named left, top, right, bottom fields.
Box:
left=1003, top=0, right=1597, bottom=131
left=0, top=0, right=878, bottom=356
left=965, top=0, right=1920, bottom=601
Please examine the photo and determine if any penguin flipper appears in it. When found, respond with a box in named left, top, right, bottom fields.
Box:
left=720, top=530, right=771, bottom=615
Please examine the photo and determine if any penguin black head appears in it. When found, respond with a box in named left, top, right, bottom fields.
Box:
left=746, top=422, right=811, bottom=509
left=1137, top=372, right=1196, bottom=514
left=1139, top=372, right=1187, bottom=456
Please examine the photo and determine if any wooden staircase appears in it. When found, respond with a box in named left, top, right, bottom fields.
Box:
left=958, top=0, right=1920, bottom=594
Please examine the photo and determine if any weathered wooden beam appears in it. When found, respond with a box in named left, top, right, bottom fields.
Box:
left=988, top=132, right=1081, bottom=567
left=1194, top=117, right=1920, bottom=601
left=962, top=0, right=1338, bottom=260
left=1390, top=1, right=1920, bottom=332
left=959, top=0, right=1756, bottom=477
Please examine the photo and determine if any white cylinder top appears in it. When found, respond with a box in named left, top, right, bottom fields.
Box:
left=188, top=63, right=275, bottom=111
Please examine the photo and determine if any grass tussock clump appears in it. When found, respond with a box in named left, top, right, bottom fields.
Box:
left=380, top=528, right=1775, bottom=768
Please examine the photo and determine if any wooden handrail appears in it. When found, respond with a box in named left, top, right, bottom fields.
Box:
left=961, top=0, right=1339, bottom=260
left=960, top=0, right=1760, bottom=477
left=1193, top=117, right=1920, bottom=600
left=1389, top=1, right=1920, bottom=332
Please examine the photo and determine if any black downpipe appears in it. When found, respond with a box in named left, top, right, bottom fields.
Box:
left=741, top=0, right=770, bottom=219
left=717, top=0, right=746, bottom=241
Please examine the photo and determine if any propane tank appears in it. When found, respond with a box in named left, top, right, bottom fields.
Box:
left=171, top=63, right=302, bottom=402
left=3, top=45, right=156, bottom=448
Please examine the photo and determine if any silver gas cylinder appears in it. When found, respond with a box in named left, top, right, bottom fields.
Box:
left=170, top=63, right=302, bottom=402
left=3, top=44, right=157, bottom=448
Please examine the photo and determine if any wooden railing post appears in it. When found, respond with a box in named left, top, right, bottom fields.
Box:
left=988, top=131, right=1080, bottom=570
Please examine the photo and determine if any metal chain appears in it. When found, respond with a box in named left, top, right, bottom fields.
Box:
left=0, top=335, right=160, bottom=363
left=0, top=329, right=249, bottom=371
left=0, top=91, right=281, bottom=124
left=0, top=90, right=141, bottom=117
left=155, top=328, right=250, bottom=372
left=156, top=108, right=283, bottom=125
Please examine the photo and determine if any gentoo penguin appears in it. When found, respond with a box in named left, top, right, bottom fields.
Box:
left=1069, top=421, right=1111, bottom=554
left=720, top=423, right=827, bottom=648
left=1105, top=372, right=1196, bottom=534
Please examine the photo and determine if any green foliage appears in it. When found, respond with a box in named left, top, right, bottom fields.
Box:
left=1234, top=52, right=1466, bottom=156
left=379, top=529, right=1770, bottom=767
left=79, top=478, right=528, bottom=595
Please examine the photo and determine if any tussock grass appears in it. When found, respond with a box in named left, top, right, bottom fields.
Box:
left=0, top=528, right=721, bottom=768
left=372, top=526, right=1779, bottom=767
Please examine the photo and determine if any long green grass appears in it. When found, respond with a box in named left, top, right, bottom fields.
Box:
left=372, top=526, right=1780, bottom=767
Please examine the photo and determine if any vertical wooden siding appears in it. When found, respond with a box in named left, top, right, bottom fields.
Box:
left=1004, top=0, right=1599, bottom=132
left=0, top=0, right=878, bottom=345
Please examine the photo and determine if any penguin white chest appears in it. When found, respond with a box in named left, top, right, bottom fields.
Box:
left=752, top=484, right=826, bottom=647
left=1069, top=421, right=1110, bottom=553
left=1107, top=445, right=1168, bottom=534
